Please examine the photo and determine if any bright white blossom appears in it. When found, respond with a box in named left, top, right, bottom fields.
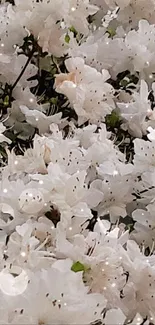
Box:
left=55, top=57, right=114, bottom=125
left=1, top=0, right=155, bottom=323
left=0, top=123, right=11, bottom=144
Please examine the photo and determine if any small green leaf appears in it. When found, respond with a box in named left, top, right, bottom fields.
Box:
left=120, top=79, right=129, bottom=87
left=69, top=26, right=78, bottom=35
left=50, top=67, right=57, bottom=75
left=107, top=27, right=116, bottom=38
left=3, top=95, right=9, bottom=106
left=126, top=223, right=135, bottom=233
left=105, top=110, right=120, bottom=129
left=65, top=34, right=70, bottom=44
left=71, top=261, right=85, bottom=273
left=50, top=97, right=58, bottom=105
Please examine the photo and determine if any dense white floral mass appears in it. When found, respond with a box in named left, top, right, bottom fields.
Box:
left=1, top=0, right=155, bottom=324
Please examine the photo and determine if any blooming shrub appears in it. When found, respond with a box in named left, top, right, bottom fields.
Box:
left=0, top=0, right=155, bottom=324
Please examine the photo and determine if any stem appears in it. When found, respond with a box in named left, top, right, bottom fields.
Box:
left=9, top=49, right=35, bottom=105
left=11, top=52, right=34, bottom=91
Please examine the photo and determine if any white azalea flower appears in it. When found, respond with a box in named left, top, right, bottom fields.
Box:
left=117, top=80, right=151, bottom=138
left=97, top=160, right=134, bottom=177
left=90, top=175, right=133, bottom=222
left=120, top=240, right=155, bottom=319
left=66, top=0, right=99, bottom=35
left=0, top=123, right=11, bottom=144
left=0, top=54, right=38, bottom=89
left=55, top=57, right=114, bottom=125
left=6, top=265, right=106, bottom=325
left=0, top=176, right=49, bottom=233
left=104, top=308, right=126, bottom=325
left=0, top=3, right=27, bottom=54
left=133, top=137, right=155, bottom=173
left=0, top=266, right=29, bottom=296
left=125, top=20, right=155, bottom=73
left=6, top=218, right=56, bottom=269
left=1, top=0, right=155, bottom=321
left=132, top=203, right=155, bottom=248
left=147, top=126, right=155, bottom=141
left=20, top=105, right=63, bottom=134
left=38, top=18, right=68, bottom=57
left=5, top=136, right=48, bottom=175
left=56, top=222, right=127, bottom=304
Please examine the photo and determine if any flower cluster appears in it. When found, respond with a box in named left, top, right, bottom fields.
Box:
left=1, top=0, right=155, bottom=324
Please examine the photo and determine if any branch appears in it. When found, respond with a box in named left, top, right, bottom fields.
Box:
left=11, top=51, right=34, bottom=91
left=9, top=49, right=35, bottom=105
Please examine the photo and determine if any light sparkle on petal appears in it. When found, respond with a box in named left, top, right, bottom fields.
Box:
left=147, top=109, right=152, bottom=114
left=21, top=252, right=26, bottom=257
left=111, top=282, right=116, bottom=288
left=113, top=170, right=118, bottom=176
left=137, top=318, right=142, bottom=322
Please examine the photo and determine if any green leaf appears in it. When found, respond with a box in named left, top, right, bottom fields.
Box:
left=69, top=26, right=78, bottom=35
left=65, top=34, right=70, bottom=44
left=50, top=67, right=57, bottom=75
left=50, top=97, right=58, bottom=105
left=71, top=261, right=86, bottom=273
left=107, top=27, right=116, bottom=38
left=105, top=110, right=120, bottom=129
left=40, top=57, right=53, bottom=72
left=120, top=79, right=129, bottom=87
left=3, top=95, right=9, bottom=106
left=126, top=223, right=135, bottom=233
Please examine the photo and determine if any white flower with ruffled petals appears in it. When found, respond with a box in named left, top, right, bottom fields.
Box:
left=55, top=57, right=114, bottom=125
